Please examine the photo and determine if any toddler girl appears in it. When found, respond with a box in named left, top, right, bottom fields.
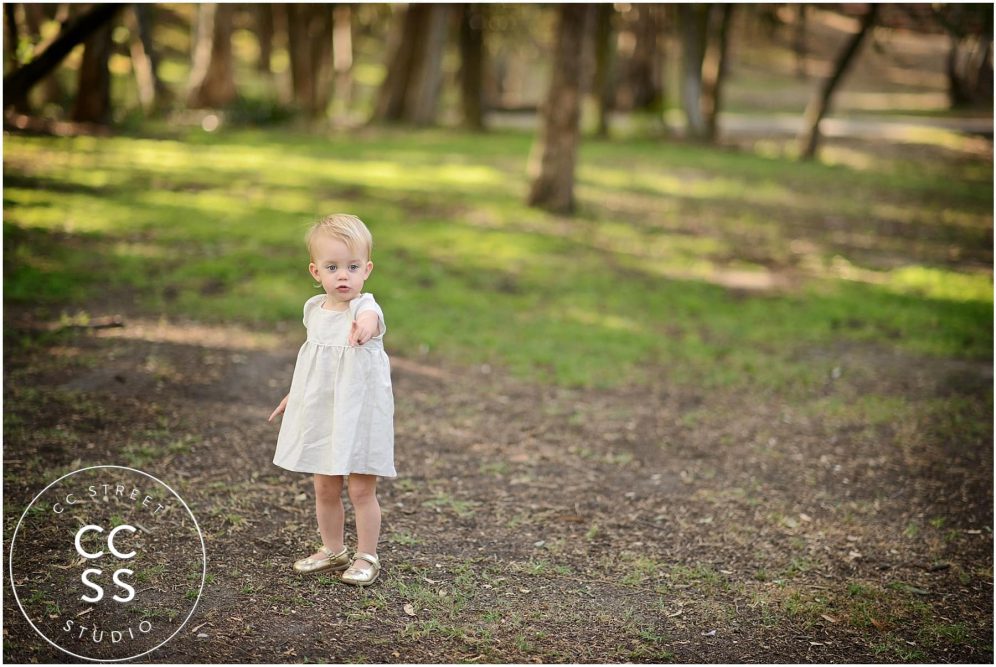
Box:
left=268, top=213, right=395, bottom=586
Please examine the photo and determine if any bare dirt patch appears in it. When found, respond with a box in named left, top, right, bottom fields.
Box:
left=3, top=313, right=992, bottom=663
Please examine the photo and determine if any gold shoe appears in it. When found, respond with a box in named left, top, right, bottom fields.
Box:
left=340, top=551, right=380, bottom=586
left=293, top=545, right=350, bottom=574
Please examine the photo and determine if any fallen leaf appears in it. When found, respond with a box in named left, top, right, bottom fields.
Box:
left=403, top=603, right=416, bottom=617
left=519, top=587, right=531, bottom=594
left=799, top=513, right=812, bottom=523
left=820, top=614, right=839, bottom=624
left=667, top=610, right=684, bottom=618
left=870, top=617, right=889, bottom=631
left=701, top=629, right=716, bottom=637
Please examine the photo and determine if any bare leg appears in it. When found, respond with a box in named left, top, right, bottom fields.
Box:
left=308, top=474, right=345, bottom=559
left=346, top=473, right=381, bottom=571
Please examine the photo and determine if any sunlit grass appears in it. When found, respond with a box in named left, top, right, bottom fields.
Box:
left=4, top=128, right=992, bottom=390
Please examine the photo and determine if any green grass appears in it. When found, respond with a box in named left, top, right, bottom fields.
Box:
left=4, top=128, right=991, bottom=390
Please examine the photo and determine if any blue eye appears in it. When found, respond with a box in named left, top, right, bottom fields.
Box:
left=349, top=264, right=361, bottom=272
left=327, top=265, right=337, bottom=272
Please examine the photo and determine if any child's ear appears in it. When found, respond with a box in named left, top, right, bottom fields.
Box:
left=365, top=260, right=374, bottom=278
left=309, top=262, right=320, bottom=281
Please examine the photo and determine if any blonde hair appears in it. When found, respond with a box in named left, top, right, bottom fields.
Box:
left=306, top=213, right=373, bottom=260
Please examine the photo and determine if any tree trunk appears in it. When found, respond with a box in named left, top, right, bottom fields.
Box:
left=679, top=3, right=710, bottom=141
left=793, top=3, right=807, bottom=79
left=373, top=4, right=422, bottom=122
left=70, top=16, right=113, bottom=123
left=372, top=4, right=450, bottom=126
left=406, top=4, right=450, bottom=126
left=798, top=4, right=878, bottom=160
left=186, top=2, right=237, bottom=109
left=3, top=3, right=122, bottom=107
left=593, top=3, right=615, bottom=137
left=458, top=3, right=485, bottom=130
left=332, top=4, right=353, bottom=108
left=256, top=4, right=274, bottom=73
left=701, top=4, right=734, bottom=142
left=127, top=4, right=170, bottom=114
left=286, top=4, right=333, bottom=118
left=527, top=4, right=594, bottom=215
left=616, top=3, right=662, bottom=111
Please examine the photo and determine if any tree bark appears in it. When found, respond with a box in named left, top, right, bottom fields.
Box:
left=527, top=4, right=594, bottom=215
left=372, top=4, right=450, bottom=126
left=701, top=4, right=734, bottom=142
left=593, top=3, right=615, bottom=137
left=256, top=4, right=273, bottom=73
left=373, top=4, right=422, bottom=122
left=3, top=3, right=123, bottom=107
left=406, top=4, right=450, bottom=126
left=186, top=2, right=237, bottom=109
left=70, top=15, right=113, bottom=123
left=793, top=3, right=807, bottom=79
left=127, top=4, right=169, bottom=114
left=458, top=3, right=485, bottom=130
left=286, top=4, right=333, bottom=118
left=616, top=3, right=662, bottom=111
left=798, top=4, right=878, bottom=160
left=332, top=4, right=353, bottom=108
left=679, top=3, right=710, bottom=141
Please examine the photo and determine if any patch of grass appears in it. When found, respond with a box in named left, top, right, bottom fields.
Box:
left=5, top=128, right=990, bottom=390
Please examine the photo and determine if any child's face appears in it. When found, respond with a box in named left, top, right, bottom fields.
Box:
left=308, top=233, right=373, bottom=308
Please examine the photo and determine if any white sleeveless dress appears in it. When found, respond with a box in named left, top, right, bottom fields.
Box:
left=273, top=293, right=396, bottom=478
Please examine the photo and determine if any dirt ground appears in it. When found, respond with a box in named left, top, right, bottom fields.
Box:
left=2, top=298, right=992, bottom=663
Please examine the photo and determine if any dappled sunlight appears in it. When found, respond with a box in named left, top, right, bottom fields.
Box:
left=5, top=127, right=991, bottom=387
left=95, top=317, right=284, bottom=350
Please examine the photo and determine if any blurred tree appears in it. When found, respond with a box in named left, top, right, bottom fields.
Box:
left=187, top=3, right=237, bottom=109
left=793, top=3, right=808, bottom=79
left=527, top=4, right=594, bottom=215
left=615, top=3, right=663, bottom=112
left=70, top=13, right=113, bottom=123
left=934, top=4, right=993, bottom=108
left=798, top=3, right=878, bottom=160
left=256, top=4, right=274, bottom=74
left=333, top=4, right=353, bottom=109
left=678, top=3, right=710, bottom=140
left=373, top=4, right=451, bottom=126
left=592, top=3, right=616, bottom=137
left=701, top=4, right=734, bottom=142
left=3, top=3, right=121, bottom=111
left=457, top=3, right=485, bottom=130
left=126, top=4, right=171, bottom=115
left=286, top=4, right=333, bottom=118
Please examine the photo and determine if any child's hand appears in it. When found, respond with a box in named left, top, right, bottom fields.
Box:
left=349, top=312, right=380, bottom=346
left=268, top=394, right=289, bottom=423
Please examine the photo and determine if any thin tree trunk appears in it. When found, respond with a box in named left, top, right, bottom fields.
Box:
left=793, top=3, right=807, bottom=79
left=127, top=4, right=169, bottom=114
left=593, top=3, right=615, bottom=137
left=702, top=4, right=734, bottom=142
left=527, top=4, right=594, bottom=215
left=70, top=17, right=113, bottom=123
left=333, top=4, right=353, bottom=109
left=186, top=2, right=237, bottom=109
left=256, top=4, right=273, bottom=73
left=679, top=3, right=710, bottom=141
left=798, top=4, right=878, bottom=160
left=3, top=3, right=122, bottom=106
left=458, top=3, right=485, bottom=130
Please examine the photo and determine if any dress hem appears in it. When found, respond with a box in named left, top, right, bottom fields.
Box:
left=272, top=460, right=397, bottom=479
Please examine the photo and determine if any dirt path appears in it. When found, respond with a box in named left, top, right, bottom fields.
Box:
left=3, top=314, right=992, bottom=663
